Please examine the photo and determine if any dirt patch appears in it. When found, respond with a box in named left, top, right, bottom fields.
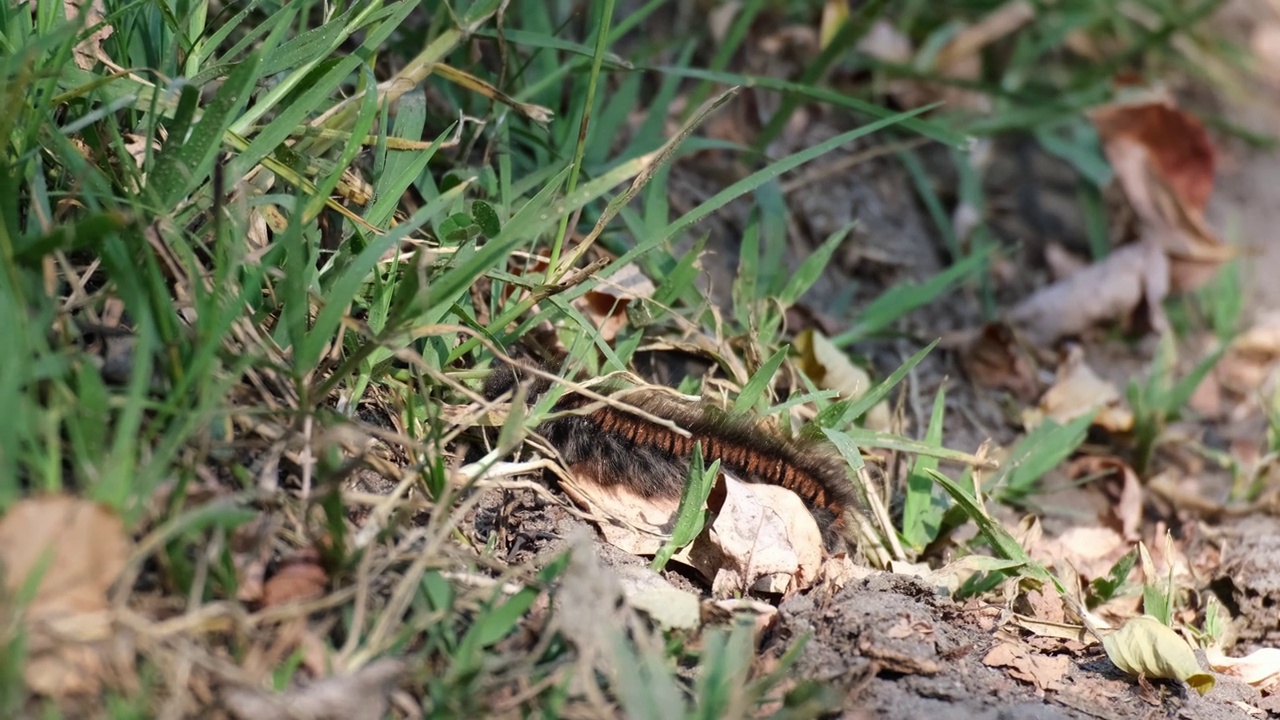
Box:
left=1202, top=514, right=1280, bottom=648
left=767, top=574, right=1257, bottom=720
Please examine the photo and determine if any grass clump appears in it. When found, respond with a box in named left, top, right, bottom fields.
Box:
left=1, top=0, right=1240, bottom=716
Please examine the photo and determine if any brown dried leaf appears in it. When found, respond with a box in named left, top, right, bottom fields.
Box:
left=1091, top=100, right=1215, bottom=212
left=1090, top=100, right=1234, bottom=292
left=558, top=478, right=679, bottom=556
left=0, top=495, right=132, bottom=697
left=1068, top=456, right=1144, bottom=541
left=983, top=640, right=1070, bottom=692
left=261, top=550, right=328, bottom=608
left=1009, top=240, right=1169, bottom=346
left=576, top=262, right=654, bottom=343
left=65, top=0, right=114, bottom=71
left=1030, top=526, right=1129, bottom=583
left=566, top=461, right=826, bottom=593
left=958, top=322, right=1039, bottom=401
left=794, top=328, right=892, bottom=430
left=0, top=495, right=130, bottom=617
left=1216, top=309, right=1280, bottom=397
left=686, top=479, right=824, bottom=595
left=934, top=1, right=1036, bottom=70
left=1023, top=346, right=1134, bottom=432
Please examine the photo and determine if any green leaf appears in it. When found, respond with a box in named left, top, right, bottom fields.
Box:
left=902, top=383, right=948, bottom=549
left=809, top=340, right=937, bottom=434
left=1102, top=616, right=1214, bottom=695
left=149, top=50, right=266, bottom=207
left=833, top=249, right=990, bottom=345
left=732, top=346, right=788, bottom=416
left=925, top=468, right=1061, bottom=592
left=472, top=200, right=502, bottom=237
left=778, top=223, right=852, bottom=307
left=992, top=413, right=1094, bottom=501
left=1089, top=547, right=1138, bottom=607
left=652, top=443, right=719, bottom=572
left=13, top=210, right=130, bottom=264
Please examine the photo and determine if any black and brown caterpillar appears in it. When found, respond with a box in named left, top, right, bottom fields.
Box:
left=482, top=363, right=860, bottom=551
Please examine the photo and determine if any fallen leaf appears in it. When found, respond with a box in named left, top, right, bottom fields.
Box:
left=261, top=549, right=328, bottom=608
left=1009, top=240, right=1169, bottom=347
left=560, top=464, right=825, bottom=593
left=983, top=640, right=1070, bottom=692
left=1068, top=456, right=1144, bottom=541
left=958, top=322, right=1039, bottom=400
left=818, top=0, right=848, bottom=50
left=558, top=476, right=679, bottom=556
left=1011, top=614, right=1091, bottom=644
left=1206, top=646, right=1280, bottom=691
left=0, top=495, right=133, bottom=697
left=1090, top=99, right=1234, bottom=292
left=858, top=2, right=1032, bottom=114
left=223, top=658, right=406, bottom=720
left=575, top=262, right=654, bottom=343
left=1023, top=345, right=1134, bottom=432
left=1030, top=525, right=1129, bottom=583
left=794, top=328, right=892, bottom=431
left=1102, top=615, right=1214, bottom=695
left=686, top=478, right=825, bottom=595
left=1216, top=309, right=1280, bottom=397
left=0, top=495, right=130, bottom=616
left=817, top=554, right=877, bottom=589
left=613, top=564, right=701, bottom=631
left=1091, top=100, right=1214, bottom=212
left=65, top=0, right=114, bottom=70
left=1023, top=588, right=1066, bottom=624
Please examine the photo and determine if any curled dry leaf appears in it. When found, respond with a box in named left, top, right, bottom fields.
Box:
left=0, top=494, right=133, bottom=697
left=1216, top=309, right=1280, bottom=397
left=261, top=549, right=329, bottom=608
left=1067, top=456, right=1144, bottom=541
left=817, top=554, right=877, bottom=589
left=1022, top=346, right=1133, bottom=432
left=1102, top=615, right=1214, bottom=695
left=575, top=262, right=655, bottom=343
left=687, top=479, right=824, bottom=595
left=794, top=328, right=892, bottom=431
left=1206, top=646, right=1280, bottom=691
left=560, top=465, right=826, bottom=593
left=66, top=0, right=114, bottom=70
left=1090, top=99, right=1235, bottom=293
left=958, top=322, right=1040, bottom=401
left=1009, top=241, right=1170, bottom=347
left=983, top=640, right=1070, bottom=693
left=857, top=2, right=1033, bottom=114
